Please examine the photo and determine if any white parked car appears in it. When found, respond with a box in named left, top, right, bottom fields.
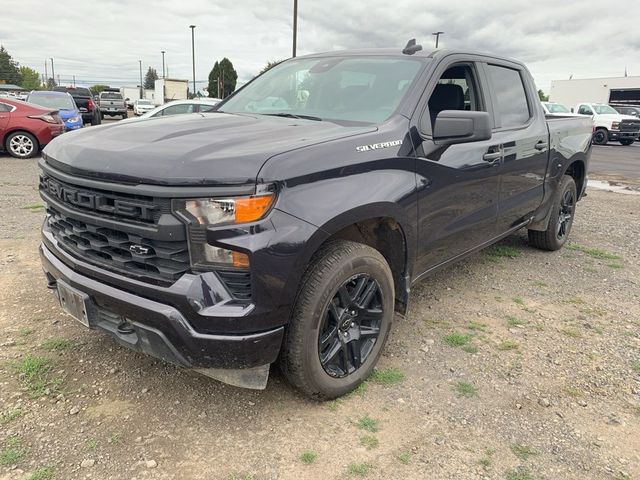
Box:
left=133, top=99, right=155, bottom=116
left=574, top=102, right=640, bottom=146
left=140, top=98, right=221, bottom=119
left=541, top=102, right=580, bottom=117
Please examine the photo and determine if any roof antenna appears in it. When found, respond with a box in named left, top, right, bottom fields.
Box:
left=402, top=38, right=422, bottom=55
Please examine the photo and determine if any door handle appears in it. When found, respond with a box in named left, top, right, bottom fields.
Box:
left=535, top=141, right=549, bottom=151
left=482, top=151, right=502, bottom=163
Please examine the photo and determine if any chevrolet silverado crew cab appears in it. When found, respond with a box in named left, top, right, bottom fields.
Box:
left=39, top=42, right=592, bottom=400
left=574, top=102, right=640, bottom=145
left=98, top=90, right=127, bottom=120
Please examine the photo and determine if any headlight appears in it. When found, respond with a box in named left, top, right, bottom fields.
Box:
left=611, top=122, right=620, bottom=130
left=173, top=192, right=276, bottom=270
left=68, top=116, right=81, bottom=123
left=174, top=194, right=275, bottom=226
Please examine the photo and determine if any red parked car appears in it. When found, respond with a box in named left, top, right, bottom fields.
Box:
left=0, top=97, right=65, bottom=159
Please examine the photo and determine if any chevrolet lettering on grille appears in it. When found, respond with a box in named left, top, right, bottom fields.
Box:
left=40, top=175, right=156, bottom=222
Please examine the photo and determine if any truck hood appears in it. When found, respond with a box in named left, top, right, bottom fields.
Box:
left=595, top=113, right=638, bottom=122
left=43, top=112, right=376, bottom=186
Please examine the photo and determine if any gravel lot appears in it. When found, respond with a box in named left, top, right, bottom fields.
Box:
left=0, top=150, right=639, bottom=480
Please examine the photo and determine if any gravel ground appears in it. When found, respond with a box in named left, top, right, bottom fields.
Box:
left=0, top=153, right=639, bottom=480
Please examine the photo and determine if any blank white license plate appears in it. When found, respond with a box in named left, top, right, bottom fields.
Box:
left=57, top=281, right=90, bottom=327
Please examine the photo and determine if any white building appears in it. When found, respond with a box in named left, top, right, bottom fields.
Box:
left=549, top=76, right=640, bottom=108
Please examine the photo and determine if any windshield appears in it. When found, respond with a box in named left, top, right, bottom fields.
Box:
left=545, top=103, right=570, bottom=113
left=101, top=92, right=123, bottom=100
left=220, top=56, right=424, bottom=124
left=28, top=94, right=75, bottom=110
left=137, top=100, right=152, bottom=105
left=593, top=104, right=618, bottom=114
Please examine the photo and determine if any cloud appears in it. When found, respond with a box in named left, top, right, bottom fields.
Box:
left=1, top=0, right=638, bottom=92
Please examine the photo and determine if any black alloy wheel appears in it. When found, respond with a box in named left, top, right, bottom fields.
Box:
left=318, top=274, right=383, bottom=378
left=556, top=188, right=575, bottom=241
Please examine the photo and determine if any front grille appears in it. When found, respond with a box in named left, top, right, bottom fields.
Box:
left=217, top=269, right=252, bottom=300
left=620, top=120, right=640, bottom=133
left=39, top=174, right=171, bottom=224
left=47, top=208, right=189, bottom=283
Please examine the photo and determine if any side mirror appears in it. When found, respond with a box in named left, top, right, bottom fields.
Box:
left=431, top=110, right=492, bottom=145
left=570, top=108, right=574, bottom=113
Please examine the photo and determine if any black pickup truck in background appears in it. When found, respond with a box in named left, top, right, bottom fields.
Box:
left=38, top=43, right=592, bottom=399
left=53, top=86, right=101, bottom=126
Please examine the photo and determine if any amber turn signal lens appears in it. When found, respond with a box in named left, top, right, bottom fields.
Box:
left=234, top=195, right=275, bottom=224
left=232, top=251, right=250, bottom=268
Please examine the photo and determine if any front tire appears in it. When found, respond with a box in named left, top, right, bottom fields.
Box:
left=592, top=128, right=608, bottom=145
left=279, top=240, right=395, bottom=400
left=620, top=139, right=634, bottom=146
left=5, top=131, right=39, bottom=159
left=528, top=175, right=577, bottom=251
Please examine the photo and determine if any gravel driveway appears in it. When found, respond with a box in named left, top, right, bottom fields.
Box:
left=0, top=154, right=638, bottom=480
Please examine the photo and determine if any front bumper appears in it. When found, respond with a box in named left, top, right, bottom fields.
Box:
left=608, top=129, right=638, bottom=141
left=40, top=242, right=285, bottom=371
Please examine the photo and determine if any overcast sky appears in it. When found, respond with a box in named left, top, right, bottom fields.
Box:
left=2, top=0, right=639, bottom=93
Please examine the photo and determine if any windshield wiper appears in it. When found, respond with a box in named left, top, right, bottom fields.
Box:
left=263, top=112, right=323, bottom=121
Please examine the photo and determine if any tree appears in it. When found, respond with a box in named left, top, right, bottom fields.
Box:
left=538, top=89, right=549, bottom=102
left=207, top=58, right=238, bottom=98
left=143, top=67, right=158, bottom=90
left=259, top=60, right=284, bottom=75
left=46, top=78, right=56, bottom=89
left=90, top=84, right=109, bottom=95
left=19, top=66, right=41, bottom=90
left=0, top=45, right=22, bottom=85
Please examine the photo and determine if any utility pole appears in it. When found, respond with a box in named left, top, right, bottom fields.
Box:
left=161, top=51, right=166, bottom=78
left=189, top=25, right=196, bottom=97
left=72, top=75, right=76, bottom=87
left=292, top=0, right=298, bottom=57
left=44, top=60, right=48, bottom=86
left=50, top=58, right=55, bottom=85
left=432, top=31, right=444, bottom=48
left=139, top=60, right=143, bottom=98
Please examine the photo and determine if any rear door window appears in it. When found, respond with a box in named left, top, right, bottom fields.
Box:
left=486, top=65, right=531, bottom=128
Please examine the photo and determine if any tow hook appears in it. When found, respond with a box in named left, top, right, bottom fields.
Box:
left=116, top=322, right=136, bottom=335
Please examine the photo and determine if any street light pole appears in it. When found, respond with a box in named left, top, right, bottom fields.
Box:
left=161, top=51, right=166, bottom=79
left=139, top=60, right=143, bottom=98
left=50, top=58, right=55, bottom=85
left=432, top=31, right=444, bottom=48
left=292, top=0, right=298, bottom=57
left=189, top=25, right=196, bottom=97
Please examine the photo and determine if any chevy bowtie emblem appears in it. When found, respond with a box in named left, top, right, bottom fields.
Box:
left=129, top=244, right=150, bottom=255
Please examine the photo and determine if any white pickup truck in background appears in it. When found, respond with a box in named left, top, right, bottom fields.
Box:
left=574, top=102, right=640, bottom=145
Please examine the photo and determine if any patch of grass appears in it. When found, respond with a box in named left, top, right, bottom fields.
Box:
left=108, top=433, right=121, bottom=444
left=14, top=355, right=57, bottom=397
left=497, top=340, right=519, bottom=351
left=443, top=332, right=472, bottom=347
left=506, top=466, right=533, bottom=480
left=466, top=321, right=488, bottom=332
left=479, top=457, right=491, bottom=468
left=355, top=415, right=379, bottom=433
left=87, top=439, right=99, bottom=450
left=486, top=245, right=521, bottom=260
left=360, top=435, right=379, bottom=449
left=533, top=280, right=547, bottom=287
left=455, top=381, right=477, bottom=398
left=632, top=362, right=640, bottom=374
left=368, top=367, right=405, bottom=385
left=1, top=408, right=24, bottom=424
left=462, top=344, right=478, bottom=354
left=348, top=462, right=373, bottom=476
left=512, top=296, right=524, bottom=305
left=0, top=437, right=27, bottom=466
left=349, top=381, right=368, bottom=397
left=27, top=468, right=54, bottom=480
left=561, top=328, right=581, bottom=338
left=21, top=203, right=45, bottom=212
left=564, top=387, right=581, bottom=397
left=300, top=451, right=317, bottom=464
left=506, top=315, right=526, bottom=327
left=567, top=243, right=620, bottom=260
left=326, top=400, right=340, bottom=411
left=607, top=262, right=624, bottom=269
left=41, top=338, right=77, bottom=352
left=510, top=443, right=536, bottom=460
left=19, top=328, right=34, bottom=337
left=397, top=451, right=411, bottom=465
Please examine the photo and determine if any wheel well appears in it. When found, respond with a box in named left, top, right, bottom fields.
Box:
left=322, top=217, right=408, bottom=315
left=565, top=160, right=586, bottom=198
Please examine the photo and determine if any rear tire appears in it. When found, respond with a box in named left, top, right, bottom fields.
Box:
left=620, top=139, right=634, bottom=146
left=91, top=112, right=101, bottom=126
left=279, top=240, right=394, bottom=400
left=592, top=128, right=608, bottom=145
left=528, top=175, right=577, bottom=251
left=5, top=131, right=39, bottom=159
left=122, top=112, right=128, bottom=120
